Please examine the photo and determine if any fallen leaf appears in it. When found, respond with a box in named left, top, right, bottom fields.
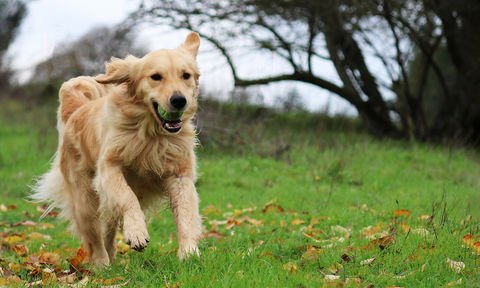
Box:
left=331, top=225, right=350, bottom=236
left=446, top=258, right=465, bottom=273
left=362, top=236, right=395, bottom=250
left=473, top=242, right=480, bottom=254
left=203, top=230, right=226, bottom=242
left=323, top=274, right=340, bottom=281
left=12, top=220, right=37, bottom=227
left=103, top=277, right=125, bottom=285
left=38, top=252, right=62, bottom=265
left=360, top=257, right=376, bottom=265
left=282, top=263, right=298, bottom=274
left=68, top=256, right=84, bottom=274
left=77, top=245, right=87, bottom=262
left=262, top=204, right=284, bottom=214
left=393, top=209, right=410, bottom=217
left=38, top=223, right=55, bottom=229
left=446, top=278, right=462, bottom=287
left=226, top=219, right=241, bottom=229
left=462, top=235, right=474, bottom=246
left=7, top=204, right=17, bottom=210
left=411, top=228, right=429, bottom=236
left=116, top=243, right=130, bottom=254
left=341, top=253, right=353, bottom=262
left=58, top=273, right=77, bottom=284
left=4, top=236, right=22, bottom=243
left=203, top=205, right=219, bottom=216
left=302, top=247, right=322, bottom=260
left=43, top=272, right=57, bottom=285
left=418, top=215, right=433, bottom=221
left=292, top=218, right=305, bottom=225
left=12, top=244, right=29, bottom=256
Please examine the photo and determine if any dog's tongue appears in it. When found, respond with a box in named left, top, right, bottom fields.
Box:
left=166, top=122, right=181, bottom=128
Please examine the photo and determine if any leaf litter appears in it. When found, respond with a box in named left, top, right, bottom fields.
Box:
left=1, top=198, right=478, bottom=287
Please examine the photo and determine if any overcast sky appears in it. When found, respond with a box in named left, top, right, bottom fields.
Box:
left=7, top=0, right=355, bottom=114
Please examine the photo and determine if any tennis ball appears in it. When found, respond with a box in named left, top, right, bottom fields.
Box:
left=156, top=105, right=184, bottom=121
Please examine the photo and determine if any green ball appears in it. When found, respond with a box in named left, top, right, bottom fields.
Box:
left=157, top=105, right=184, bottom=121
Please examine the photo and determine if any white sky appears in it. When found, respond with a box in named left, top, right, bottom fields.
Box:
left=7, top=0, right=356, bottom=114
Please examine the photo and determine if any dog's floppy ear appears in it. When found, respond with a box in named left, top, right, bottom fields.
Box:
left=180, top=32, right=201, bottom=58
left=95, top=55, right=138, bottom=84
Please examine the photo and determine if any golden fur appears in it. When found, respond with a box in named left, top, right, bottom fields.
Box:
left=32, top=33, right=203, bottom=266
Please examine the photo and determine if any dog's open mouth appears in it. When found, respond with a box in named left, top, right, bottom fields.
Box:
left=152, top=102, right=183, bottom=133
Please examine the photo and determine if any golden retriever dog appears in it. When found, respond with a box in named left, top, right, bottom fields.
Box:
left=32, top=32, right=202, bottom=266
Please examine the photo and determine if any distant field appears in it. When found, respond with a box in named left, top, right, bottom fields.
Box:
left=0, top=100, right=479, bottom=287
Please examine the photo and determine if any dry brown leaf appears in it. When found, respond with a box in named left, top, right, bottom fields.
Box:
left=12, top=244, right=29, bottom=256
left=7, top=204, right=17, bottom=210
left=68, top=275, right=89, bottom=287
left=362, top=236, right=395, bottom=250
left=292, top=218, right=305, bottom=225
left=226, top=219, right=241, bottom=229
left=473, top=242, right=480, bottom=254
left=418, top=215, right=433, bottom=221
left=43, top=272, right=58, bottom=285
left=12, top=220, right=37, bottom=227
left=116, top=242, right=130, bottom=254
left=393, top=209, right=411, bottom=217
left=341, top=253, right=353, bottom=262
left=102, top=277, right=125, bottom=285
left=262, top=203, right=284, bottom=214
left=38, top=252, right=62, bottom=265
left=58, top=273, right=77, bottom=284
left=282, top=262, right=298, bottom=274
left=462, top=235, right=474, bottom=246
left=76, top=245, right=87, bottom=262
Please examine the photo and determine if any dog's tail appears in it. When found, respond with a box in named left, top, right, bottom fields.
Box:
left=29, top=155, right=74, bottom=222
left=57, top=76, right=109, bottom=135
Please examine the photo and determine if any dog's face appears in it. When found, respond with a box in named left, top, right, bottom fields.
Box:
left=95, top=32, right=201, bottom=134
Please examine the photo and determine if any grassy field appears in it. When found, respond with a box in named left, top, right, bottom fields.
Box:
left=1, top=100, right=480, bottom=287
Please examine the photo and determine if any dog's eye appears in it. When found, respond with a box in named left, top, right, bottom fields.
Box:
left=151, top=74, right=162, bottom=81
left=182, top=73, right=191, bottom=80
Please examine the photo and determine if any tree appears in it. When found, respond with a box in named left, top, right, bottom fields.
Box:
left=0, top=0, right=27, bottom=98
left=24, top=25, right=147, bottom=102
left=130, top=0, right=480, bottom=145
left=30, top=25, right=147, bottom=83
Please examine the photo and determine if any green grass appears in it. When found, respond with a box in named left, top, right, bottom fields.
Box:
left=1, top=100, right=480, bottom=287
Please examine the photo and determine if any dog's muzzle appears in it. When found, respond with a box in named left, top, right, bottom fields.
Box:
left=152, top=102, right=183, bottom=133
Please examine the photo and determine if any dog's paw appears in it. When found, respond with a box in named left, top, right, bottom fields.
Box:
left=123, top=215, right=150, bottom=252
left=178, top=245, right=200, bottom=261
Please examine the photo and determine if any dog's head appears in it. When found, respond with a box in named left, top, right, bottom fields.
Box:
left=95, top=32, right=201, bottom=134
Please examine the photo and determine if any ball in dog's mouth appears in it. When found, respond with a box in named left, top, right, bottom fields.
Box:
left=152, top=102, right=183, bottom=133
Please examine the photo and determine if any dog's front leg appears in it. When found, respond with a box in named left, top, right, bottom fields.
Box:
left=166, top=176, right=202, bottom=260
left=96, top=160, right=150, bottom=252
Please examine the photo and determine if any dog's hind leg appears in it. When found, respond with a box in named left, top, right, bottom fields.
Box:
left=103, top=217, right=119, bottom=263
left=60, top=146, right=110, bottom=266
left=70, top=182, right=110, bottom=267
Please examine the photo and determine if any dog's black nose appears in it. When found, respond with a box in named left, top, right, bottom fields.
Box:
left=170, top=95, right=187, bottom=110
